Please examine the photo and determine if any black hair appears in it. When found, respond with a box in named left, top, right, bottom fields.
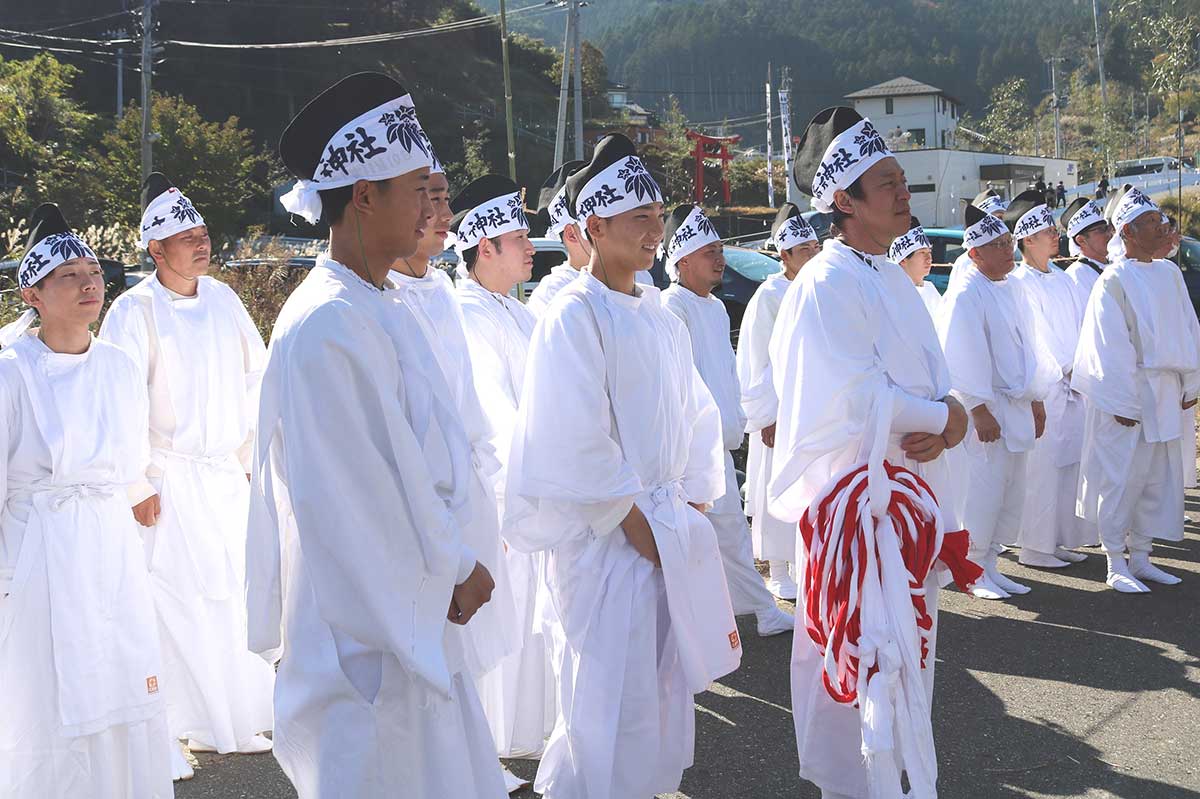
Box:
left=462, top=236, right=502, bottom=272
left=318, top=179, right=391, bottom=227
left=829, top=178, right=866, bottom=229
left=1017, top=238, right=1028, bottom=254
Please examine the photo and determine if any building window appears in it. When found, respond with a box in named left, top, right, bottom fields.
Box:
left=908, top=183, right=936, bottom=193
left=907, top=128, right=926, bottom=147
left=951, top=103, right=957, bottom=119
left=885, top=97, right=894, bottom=114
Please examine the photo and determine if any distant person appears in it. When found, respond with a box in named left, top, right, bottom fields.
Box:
left=1097, top=173, right=1110, bottom=200
left=1045, top=185, right=1057, bottom=209
left=1036, top=177, right=1047, bottom=194
left=1056, top=181, right=1067, bottom=208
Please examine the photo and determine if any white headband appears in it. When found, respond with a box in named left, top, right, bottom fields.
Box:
left=964, top=213, right=1008, bottom=249
left=546, top=184, right=575, bottom=238
left=18, top=232, right=97, bottom=289
left=1013, top=204, right=1055, bottom=240
left=281, top=94, right=434, bottom=224
left=1066, top=200, right=1105, bottom=238
left=140, top=188, right=205, bottom=249
left=453, top=191, right=529, bottom=257
left=774, top=215, right=817, bottom=251
left=574, top=155, right=663, bottom=226
left=664, top=205, right=721, bottom=280
left=888, top=225, right=931, bottom=263
left=811, top=118, right=892, bottom=214
left=975, top=195, right=1007, bottom=215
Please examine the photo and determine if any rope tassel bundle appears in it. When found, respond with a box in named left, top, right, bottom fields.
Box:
left=797, top=389, right=982, bottom=799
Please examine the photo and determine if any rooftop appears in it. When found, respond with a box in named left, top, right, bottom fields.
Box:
left=845, top=76, right=960, bottom=104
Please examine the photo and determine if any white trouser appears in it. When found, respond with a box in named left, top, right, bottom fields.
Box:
left=960, top=440, right=1028, bottom=560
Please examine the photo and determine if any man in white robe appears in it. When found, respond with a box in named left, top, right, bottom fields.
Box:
left=736, top=204, right=819, bottom=600
left=527, top=160, right=591, bottom=317
left=452, top=175, right=557, bottom=774
left=0, top=204, right=174, bottom=799
left=504, top=134, right=741, bottom=799
left=1072, top=188, right=1200, bottom=593
left=1003, top=191, right=1092, bottom=568
left=768, top=107, right=969, bottom=799
left=889, top=215, right=941, bottom=319
left=661, top=204, right=795, bottom=636
left=244, top=73, right=507, bottom=798
left=101, top=173, right=274, bottom=776
left=947, top=189, right=1008, bottom=292
left=937, top=205, right=1061, bottom=600
left=1061, top=197, right=1113, bottom=318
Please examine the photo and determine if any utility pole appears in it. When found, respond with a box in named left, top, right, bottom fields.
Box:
left=779, top=66, right=794, bottom=204
left=552, top=2, right=572, bottom=169
left=140, top=0, right=154, bottom=189
left=1047, top=56, right=1064, bottom=159
left=1092, top=0, right=1110, bottom=170
left=571, top=0, right=583, bottom=161
left=498, top=0, right=517, bottom=180
left=765, top=63, right=774, bottom=208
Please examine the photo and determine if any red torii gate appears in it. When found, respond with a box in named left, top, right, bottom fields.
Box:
left=686, top=130, right=741, bottom=205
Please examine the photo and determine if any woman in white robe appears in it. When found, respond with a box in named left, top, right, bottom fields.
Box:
left=0, top=206, right=173, bottom=798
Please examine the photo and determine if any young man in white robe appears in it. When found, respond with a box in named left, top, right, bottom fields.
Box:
left=527, top=160, right=591, bottom=317
left=736, top=204, right=819, bottom=600
left=767, top=107, right=970, bottom=799
left=100, top=172, right=274, bottom=777
left=244, top=72, right=507, bottom=798
left=1003, top=191, right=1092, bottom=568
left=1072, top=188, right=1200, bottom=593
left=0, top=204, right=173, bottom=799
left=660, top=204, right=795, bottom=637
left=889, top=216, right=941, bottom=319
left=452, top=175, right=557, bottom=780
left=937, top=205, right=1061, bottom=599
left=503, top=134, right=742, bottom=799
left=385, top=158, right=519, bottom=697
left=947, top=189, right=1008, bottom=291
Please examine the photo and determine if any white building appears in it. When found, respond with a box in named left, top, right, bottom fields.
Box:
left=785, top=76, right=1079, bottom=227
left=846, top=76, right=960, bottom=150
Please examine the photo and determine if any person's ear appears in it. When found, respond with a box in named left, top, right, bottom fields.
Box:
left=20, top=286, right=41, bottom=312
left=832, top=188, right=855, bottom=216
left=478, top=237, right=494, bottom=259
left=350, top=179, right=374, bottom=217
left=587, top=215, right=603, bottom=241
left=148, top=239, right=163, bottom=264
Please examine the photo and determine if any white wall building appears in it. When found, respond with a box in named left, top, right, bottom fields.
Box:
left=785, top=76, right=1079, bottom=227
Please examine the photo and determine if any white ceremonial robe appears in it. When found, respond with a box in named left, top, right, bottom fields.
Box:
left=663, top=284, right=777, bottom=615
left=946, top=249, right=976, bottom=293
left=938, top=266, right=1061, bottom=559
left=768, top=239, right=955, bottom=798
left=386, top=266, right=519, bottom=679
left=1064, top=257, right=1106, bottom=323
left=0, top=333, right=172, bottom=799
left=527, top=261, right=583, bottom=318
left=504, top=272, right=741, bottom=799
left=916, top=280, right=942, bottom=320
left=244, top=256, right=507, bottom=799
left=100, top=273, right=274, bottom=751
left=1009, top=262, right=1091, bottom=554
left=457, top=277, right=557, bottom=760
left=735, top=272, right=795, bottom=562
left=1072, top=256, right=1200, bottom=555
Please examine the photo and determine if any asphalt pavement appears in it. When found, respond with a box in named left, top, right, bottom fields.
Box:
left=177, top=507, right=1200, bottom=799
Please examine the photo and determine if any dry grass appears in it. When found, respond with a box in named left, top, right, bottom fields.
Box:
left=216, top=228, right=318, bottom=342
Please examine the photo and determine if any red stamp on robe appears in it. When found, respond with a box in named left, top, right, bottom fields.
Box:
left=147, top=676, right=159, bottom=694
left=728, top=630, right=740, bottom=650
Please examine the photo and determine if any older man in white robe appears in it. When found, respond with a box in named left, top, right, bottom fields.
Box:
left=244, top=73, right=507, bottom=799
left=101, top=172, right=273, bottom=775
left=947, top=189, right=1008, bottom=292
left=452, top=175, right=557, bottom=776
left=504, top=134, right=741, bottom=799
left=937, top=205, right=1061, bottom=600
left=1072, top=188, right=1200, bottom=593
left=736, top=204, right=819, bottom=599
left=768, top=107, right=970, bottom=799
left=661, top=204, right=795, bottom=637
left=1004, top=190, right=1092, bottom=568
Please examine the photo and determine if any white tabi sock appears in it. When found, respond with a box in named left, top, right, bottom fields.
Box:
left=502, top=765, right=530, bottom=794
left=171, top=740, right=195, bottom=781
left=756, top=604, right=795, bottom=637
left=1106, top=554, right=1151, bottom=593
left=985, top=555, right=1030, bottom=595
left=968, top=570, right=1010, bottom=600
left=1129, top=552, right=1182, bottom=585
left=766, top=560, right=798, bottom=600
left=1018, top=549, right=1071, bottom=569
left=1054, top=547, right=1088, bottom=563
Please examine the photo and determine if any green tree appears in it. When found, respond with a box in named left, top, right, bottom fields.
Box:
left=643, top=95, right=692, bottom=204
left=0, top=53, right=98, bottom=226
left=88, top=94, right=273, bottom=245
left=980, top=78, right=1032, bottom=154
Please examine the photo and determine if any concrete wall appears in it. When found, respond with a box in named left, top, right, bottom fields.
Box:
left=851, top=94, right=958, bottom=149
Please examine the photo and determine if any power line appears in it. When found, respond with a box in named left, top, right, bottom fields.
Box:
left=159, top=2, right=558, bottom=49
left=0, top=25, right=132, bottom=47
